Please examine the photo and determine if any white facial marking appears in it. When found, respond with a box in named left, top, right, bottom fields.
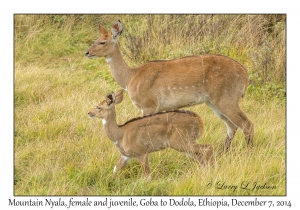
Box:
left=173, top=87, right=176, bottom=90
left=113, top=166, right=117, bottom=173
left=102, top=119, right=107, bottom=125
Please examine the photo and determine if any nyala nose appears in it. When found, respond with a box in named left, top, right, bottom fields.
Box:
left=85, top=51, right=89, bottom=56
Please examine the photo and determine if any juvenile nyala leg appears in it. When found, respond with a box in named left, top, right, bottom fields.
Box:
left=185, top=143, right=213, bottom=167
left=113, top=155, right=131, bottom=174
left=137, top=153, right=151, bottom=179
left=170, top=140, right=214, bottom=167
left=188, top=144, right=214, bottom=167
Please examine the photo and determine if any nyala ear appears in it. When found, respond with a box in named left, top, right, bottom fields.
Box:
left=98, top=23, right=109, bottom=35
left=114, top=89, right=124, bottom=104
left=111, top=20, right=122, bottom=40
left=106, top=92, right=116, bottom=107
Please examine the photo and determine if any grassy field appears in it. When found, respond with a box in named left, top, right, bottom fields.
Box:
left=14, top=14, right=286, bottom=196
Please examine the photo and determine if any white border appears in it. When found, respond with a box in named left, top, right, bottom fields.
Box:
left=2, top=0, right=299, bottom=209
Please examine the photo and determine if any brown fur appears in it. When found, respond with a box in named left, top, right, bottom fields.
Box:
left=85, top=20, right=254, bottom=151
left=88, top=90, right=214, bottom=178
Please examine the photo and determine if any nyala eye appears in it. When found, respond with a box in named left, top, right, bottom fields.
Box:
left=99, top=41, right=106, bottom=45
left=97, top=106, right=101, bottom=110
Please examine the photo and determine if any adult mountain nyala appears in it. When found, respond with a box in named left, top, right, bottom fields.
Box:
left=85, top=20, right=254, bottom=151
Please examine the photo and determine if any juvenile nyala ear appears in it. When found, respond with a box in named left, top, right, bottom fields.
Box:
left=111, top=20, right=122, bottom=40
left=114, top=89, right=124, bottom=104
left=98, top=23, right=109, bottom=35
left=106, top=92, right=116, bottom=107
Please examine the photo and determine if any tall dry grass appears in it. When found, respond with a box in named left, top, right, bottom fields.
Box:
left=14, top=14, right=286, bottom=195
left=14, top=14, right=286, bottom=85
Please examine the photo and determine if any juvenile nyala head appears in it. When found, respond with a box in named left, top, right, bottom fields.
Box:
left=88, top=90, right=124, bottom=119
left=85, top=20, right=123, bottom=59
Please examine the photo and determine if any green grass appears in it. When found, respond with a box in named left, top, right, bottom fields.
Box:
left=14, top=14, right=286, bottom=196
left=14, top=64, right=285, bottom=196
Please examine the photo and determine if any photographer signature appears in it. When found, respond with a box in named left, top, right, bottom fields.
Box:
left=206, top=181, right=277, bottom=192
